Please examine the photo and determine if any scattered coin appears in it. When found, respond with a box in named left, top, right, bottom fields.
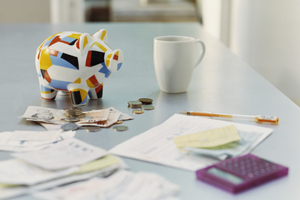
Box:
left=128, top=101, right=142, bottom=108
left=84, top=126, right=101, bottom=132
left=113, top=125, right=128, bottom=131
left=139, top=98, right=153, bottom=104
left=61, top=123, right=78, bottom=131
left=116, top=120, right=123, bottom=124
left=132, top=109, right=144, bottom=114
left=142, top=105, right=155, bottom=110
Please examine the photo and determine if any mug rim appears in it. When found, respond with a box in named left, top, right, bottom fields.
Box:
left=154, top=35, right=195, bottom=43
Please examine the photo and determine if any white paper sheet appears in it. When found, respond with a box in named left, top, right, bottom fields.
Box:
left=33, top=170, right=180, bottom=200
left=110, top=114, right=273, bottom=171
left=0, top=131, right=75, bottom=152
left=12, top=138, right=108, bottom=170
left=0, top=132, right=13, bottom=145
left=9, top=130, right=61, bottom=141
left=33, top=178, right=104, bottom=200
left=100, top=170, right=180, bottom=200
left=0, top=159, right=78, bottom=185
left=39, top=123, right=62, bottom=131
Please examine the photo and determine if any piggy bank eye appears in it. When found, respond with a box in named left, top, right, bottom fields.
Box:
left=86, top=50, right=105, bottom=67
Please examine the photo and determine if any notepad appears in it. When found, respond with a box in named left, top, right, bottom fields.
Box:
left=174, top=125, right=241, bottom=148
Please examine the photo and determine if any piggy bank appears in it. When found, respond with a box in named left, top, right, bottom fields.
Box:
left=35, top=29, right=124, bottom=106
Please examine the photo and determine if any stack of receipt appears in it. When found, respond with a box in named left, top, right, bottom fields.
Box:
left=0, top=137, right=125, bottom=199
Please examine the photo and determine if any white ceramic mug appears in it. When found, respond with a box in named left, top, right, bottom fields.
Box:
left=154, top=36, right=205, bottom=93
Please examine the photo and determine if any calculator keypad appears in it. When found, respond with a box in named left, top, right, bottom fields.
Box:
left=217, top=154, right=278, bottom=178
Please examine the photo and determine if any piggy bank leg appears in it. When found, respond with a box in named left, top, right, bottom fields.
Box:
left=67, top=84, right=89, bottom=106
left=88, top=84, right=103, bottom=99
left=40, top=84, right=57, bottom=100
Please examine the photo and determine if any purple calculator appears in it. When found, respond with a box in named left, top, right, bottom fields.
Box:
left=195, top=154, right=288, bottom=194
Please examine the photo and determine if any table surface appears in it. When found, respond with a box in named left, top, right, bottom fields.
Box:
left=0, top=22, right=299, bottom=200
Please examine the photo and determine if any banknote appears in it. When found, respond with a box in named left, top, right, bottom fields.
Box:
left=21, top=106, right=133, bottom=129
left=21, top=106, right=66, bottom=124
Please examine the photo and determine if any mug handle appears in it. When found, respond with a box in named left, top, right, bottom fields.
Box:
left=194, top=39, right=206, bottom=68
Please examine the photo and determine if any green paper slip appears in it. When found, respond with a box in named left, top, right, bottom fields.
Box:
left=72, top=154, right=121, bottom=175
left=174, top=125, right=241, bottom=148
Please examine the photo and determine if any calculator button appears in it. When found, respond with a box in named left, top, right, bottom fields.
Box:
left=247, top=173, right=254, bottom=178
left=271, top=165, right=278, bottom=170
left=265, top=163, right=270, bottom=167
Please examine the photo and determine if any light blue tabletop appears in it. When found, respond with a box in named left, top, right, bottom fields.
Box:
left=0, top=22, right=299, bottom=199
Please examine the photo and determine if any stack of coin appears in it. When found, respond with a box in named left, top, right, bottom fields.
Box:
left=64, top=108, right=85, bottom=122
left=128, top=101, right=142, bottom=108
left=65, top=107, right=83, bottom=117
left=138, top=98, right=153, bottom=105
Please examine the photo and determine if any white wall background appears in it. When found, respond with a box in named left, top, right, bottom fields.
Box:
left=200, top=0, right=300, bottom=104
left=0, top=0, right=50, bottom=23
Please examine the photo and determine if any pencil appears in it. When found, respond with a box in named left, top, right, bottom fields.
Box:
left=180, top=111, right=279, bottom=124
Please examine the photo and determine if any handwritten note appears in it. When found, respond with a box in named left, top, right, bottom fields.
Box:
left=174, top=125, right=241, bottom=148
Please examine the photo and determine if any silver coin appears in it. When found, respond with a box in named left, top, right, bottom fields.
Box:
left=85, top=126, right=101, bottom=132
left=142, top=105, right=155, bottom=110
left=113, top=125, right=128, bottom=131
left=61, top=123, right=78, bottom=131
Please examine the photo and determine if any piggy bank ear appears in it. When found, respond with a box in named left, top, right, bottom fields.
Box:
left=105, top=49, right=124, bottom=72
left=77, top=33, right=92, bottom=53
left=93, top=29, right=107, bottom=43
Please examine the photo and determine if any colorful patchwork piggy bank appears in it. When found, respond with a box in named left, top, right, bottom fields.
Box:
left=35, top=29, right=124, bottom=106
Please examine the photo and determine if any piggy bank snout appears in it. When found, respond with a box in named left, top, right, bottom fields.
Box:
left=105, top=49, right=124, bottom=72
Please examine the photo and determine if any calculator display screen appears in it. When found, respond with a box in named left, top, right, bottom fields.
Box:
left=207, top=167, right=244, bottom=184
